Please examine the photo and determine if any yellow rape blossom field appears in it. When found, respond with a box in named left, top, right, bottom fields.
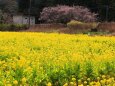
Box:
left=0, top=32, right=115, bottom=86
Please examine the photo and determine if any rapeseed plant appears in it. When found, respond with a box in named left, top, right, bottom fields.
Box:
left=0, top=32, right=115, bottom=85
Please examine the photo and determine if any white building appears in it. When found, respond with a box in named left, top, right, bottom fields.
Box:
left=13, top=15, right=35, bottom=25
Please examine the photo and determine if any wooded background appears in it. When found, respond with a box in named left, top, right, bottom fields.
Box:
left=0, top=0, right=115, bottom=22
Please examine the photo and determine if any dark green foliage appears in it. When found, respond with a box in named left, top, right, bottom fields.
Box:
left=85, top=61, right=94, bottom=79
left=0, top=24, right=28, bottom=31
left=0, top=0, right=18, bottom=14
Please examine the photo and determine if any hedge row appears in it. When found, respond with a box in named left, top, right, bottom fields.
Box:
left=0, top=24, right=28, bottom=31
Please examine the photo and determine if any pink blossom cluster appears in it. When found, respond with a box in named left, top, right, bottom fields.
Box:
left=39, top=5, right=97, bottom=24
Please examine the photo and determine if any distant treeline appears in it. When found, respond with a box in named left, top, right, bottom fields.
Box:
left=0, top=0, right=115, bottom=22
left=18, top=0, right=115, bottom=21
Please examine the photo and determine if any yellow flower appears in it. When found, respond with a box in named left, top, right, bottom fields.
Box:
left=74, top=83, right=77, bottom=86
left=70, top=82, right=74, bottom=85
left=102, top=75, right=106, bottom=79
left=100, top=80, right=105, bottom=85
left=87, top=78, right=91, bottom=81
left=97, top=77, right=100, bottom=81
left=7, top=84, right=12, bottom=86
left=3, top=79, right=6, bottom=85
left=96, top=81, right=101, bottom=86
left=84, top=81, right=87, bottom=85
left=111, top=77, right=114, bottom=82
left=78, top=84, right=83, bottom=86
left=72, top=77, right=76, bottom=81
left=78, top=80, right=81, bottom=85
left=63, top=83, right=68, bottom=86
left=89, top=82, right=94, bottom=85
left=13, top=80, right=18, bottom=85
left=22, top=77, right=27, bottom=84
left=47, top=82, right=52, bottom=86
left=106, top=79, right=111, bottom=84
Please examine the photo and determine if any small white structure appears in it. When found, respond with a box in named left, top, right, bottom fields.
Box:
left=13, top=15, right=35, bottom=25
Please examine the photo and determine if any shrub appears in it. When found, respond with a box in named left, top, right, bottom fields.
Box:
left=0, top=24, right=28, bottom=31
left=0, top=11, right=13, bottom=24
left=39, top=5, right=97, bottom=24
left=67, top=20, right=98, bottom=33
left=14, top=24, right=28, bottom=31
left=0, top=24, right=10, bottom=31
